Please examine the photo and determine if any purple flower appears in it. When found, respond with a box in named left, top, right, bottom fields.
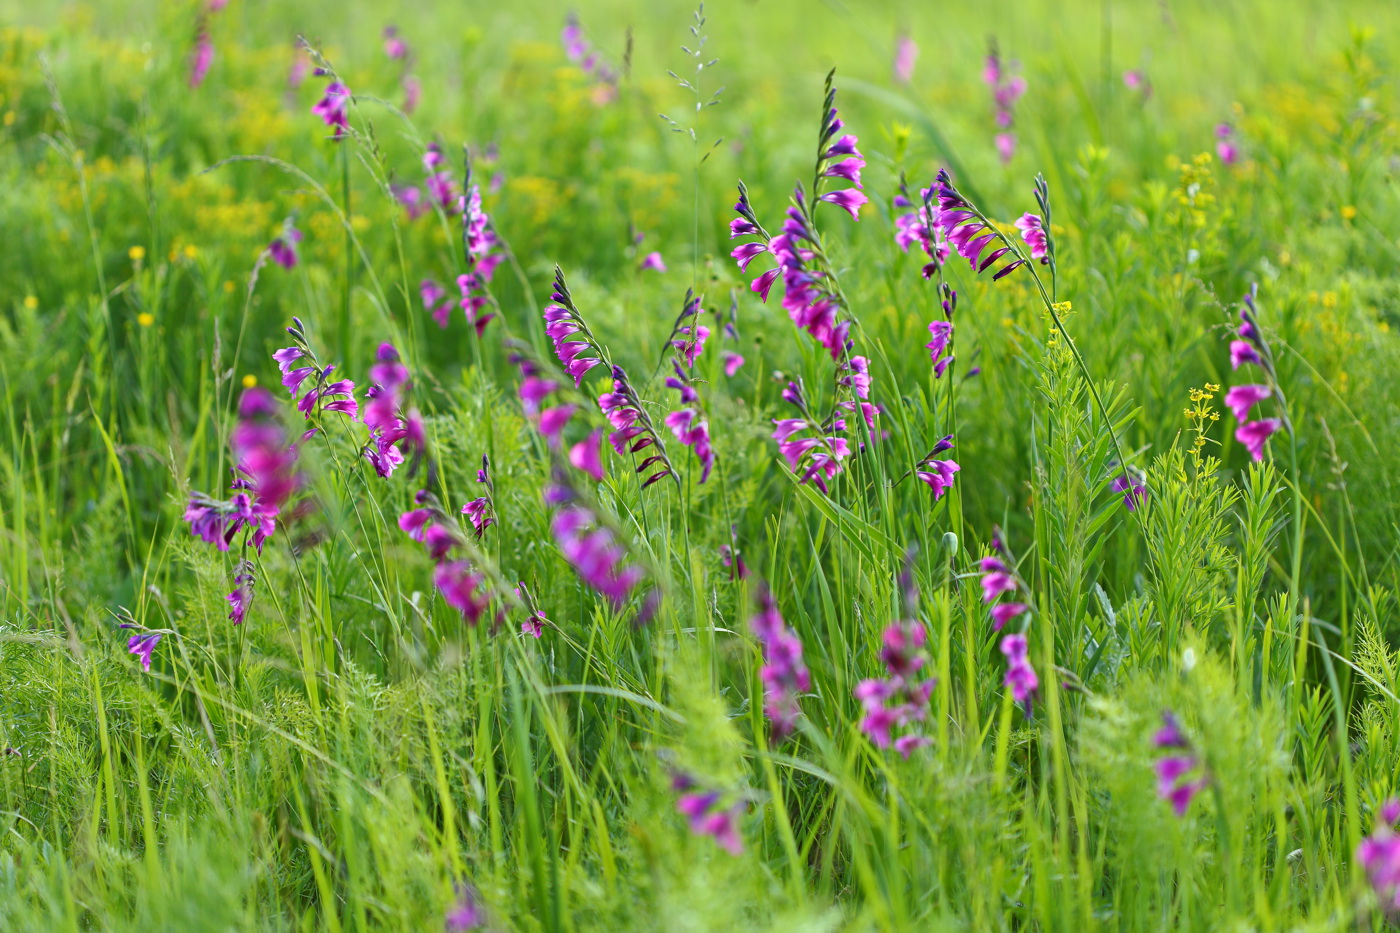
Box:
left=434, top=560, right=490, bottom=624
left=1153, top=711, right=1189, bottom=749
left=817, top=188, right=867, bottom=220
left=311, top=79, right=350, bottom=139
left=855, top=620, right=934, bottom=755
left=382, top=26, right=409, bottom=61
left=663, top=365, right=715, bottom=485
left=981, top=571, right=1016, bottom=603
left=1235, top=418, right=1282, bottom=461
left=926, top=320, right=953, bottom=376
left=569, top=429, right=606, bottom=482
left=893, top=35, right=917, bottom=84
left=1359, top=829, right=1400, bottom=916
left=1111, top=474, right=1147, bottom=510
left=544, top=270, right=604, bottom=386
left=722, top=351, right=745, bottom=377
left=1123, top=70, right=1151, bottom=98
left=995, top=132, right=1016, bottom=163
left=990, top=602, right=1028, bottom=630
left=268, top=224, right=303, bottom=270
left=551, top=504, right=643, bottom=604
left=750, top=590, right=810, bottom=740
left=1215, top=124, right=1239, bottom=164
left=1229, top=339, right=1261, bottom=370
left=227, top=565, right=255, bottom=625
left=934, top=170, right=1024, bottom=280
left=1157, top=757, right=1206, bottom=815
left=915, top=459, right=959, bottom=499
left=675, top=788, right=744, bottom=856
left=127, top=632, right=164, bottom=672
left=1224, top=384, right=1271, bottom=423
left=1014, top=213, right=1049, bottom=263
left=445, top=888, right=485, bottom=931
left=538, top=405, right=576, bottom=446
left=640, top=251, right=667, bottom=273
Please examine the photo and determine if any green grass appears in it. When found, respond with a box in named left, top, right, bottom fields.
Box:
left=3, top=0, right=1400, bottom=929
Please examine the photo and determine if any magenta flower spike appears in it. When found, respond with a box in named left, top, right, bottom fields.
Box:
left=999, top=633, right=1039, bottom=708
left=543, top=268, right=604, bottom=386
left=893, top=35, right=917, bottom=84
left=188, top=30, right=214, bottom=89
left=749, top=590, right=810, bottom=741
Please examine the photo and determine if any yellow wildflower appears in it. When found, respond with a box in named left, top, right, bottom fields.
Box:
left=137, top=312, right=154, bottom=327
left=128, top=245, right=146, bottom=262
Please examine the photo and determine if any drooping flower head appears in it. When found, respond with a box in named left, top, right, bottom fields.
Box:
left=771, top=380, right=851, bottom=494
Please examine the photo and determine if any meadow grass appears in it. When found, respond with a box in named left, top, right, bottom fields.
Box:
left=2, top=0, right=1400, bottom=929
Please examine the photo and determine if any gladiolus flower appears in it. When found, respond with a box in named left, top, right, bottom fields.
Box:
left=312, top=79, right=350, bottom=139
left=127, top=632, right=164, bottom=672
left=1235, top=418, right=1281, bottom=461
left=1224, top=384, right=1271, bottom=423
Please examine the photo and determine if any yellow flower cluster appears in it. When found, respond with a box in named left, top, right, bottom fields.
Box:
left=1184, top=383, right=1222, bottom=468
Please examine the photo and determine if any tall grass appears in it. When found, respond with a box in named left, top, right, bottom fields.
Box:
left=3, top=1, right=1400, bottom=930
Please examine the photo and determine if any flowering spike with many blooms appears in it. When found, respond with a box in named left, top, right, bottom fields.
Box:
left=544, top=267, right=605, bottom=386
left=560, top=13, right=619, bottom=104
left=999, top=633, right=1039, bottom=714
left=893, top=176, right=950, bottom=278
left=597, top=365, right=675, bottom=488
left=1224, top=284, right=1288, bottom=462
left=461, top=455, right=496, bottom=538
left=663, top=361, right=715, bottom=484
left=771, top=380, right=851, bottom=493
left=978, top=535, right=1030, bottom=631
left=399, top=490, right=493, bottom=625
left=854, top=554, right=935, bottom=757
left=359, top=342, right=425, bottom=479
left=934, top=170, right=1025, bottom=280
left=188, top=27, right=214, bottom=89
left=749, top=589, right=809, bottom=741
left=983, top=41, right=1027, bottom=162
left=1014, top=213, right=1049, bottom=263
left=547, top=483, right=645, bottom=606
